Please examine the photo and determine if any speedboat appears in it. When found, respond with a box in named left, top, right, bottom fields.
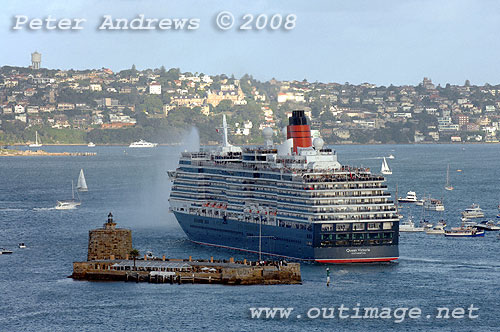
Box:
left=55, top=200, right=81, bottom=210
left=399, top=217, right=425, bottom=232
left=87, top=142, right=96, bottom=147
left=425, top=199, right=445, bottom=211
left=18, top=243, right=26, bottom=248
left=461, top=204, right=485, bottom=219
left=398, top=191, right=418, bottom=203
left=129, top=140, right=158, bottom=148
left=474, top=220, right=500, bottom=231
left=0, top=248, right=13, bottom=255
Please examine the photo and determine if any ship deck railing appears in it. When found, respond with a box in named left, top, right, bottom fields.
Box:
left=186, top=160, right=375, bottom=177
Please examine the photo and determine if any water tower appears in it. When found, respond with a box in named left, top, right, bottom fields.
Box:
left=31, top=51, right=41, bottom=70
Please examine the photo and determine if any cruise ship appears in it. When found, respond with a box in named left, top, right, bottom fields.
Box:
left=168, top=111, right=400, bottom=263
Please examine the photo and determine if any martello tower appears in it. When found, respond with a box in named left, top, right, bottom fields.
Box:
left=87, top=213, right=132, bottom=261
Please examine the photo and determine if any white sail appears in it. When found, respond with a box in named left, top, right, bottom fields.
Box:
left=77, top=169, right=88, bottom=191
left=381, top=157, right=392, bottom=175
left=29, top=131, right=43, bottom=148
left=445, top=164, right=453, bottom=190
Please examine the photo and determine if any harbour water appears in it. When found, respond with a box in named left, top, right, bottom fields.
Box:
left=0, top=144, right=499, bottom=331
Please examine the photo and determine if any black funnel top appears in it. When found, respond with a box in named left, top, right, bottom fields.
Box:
left=289, top=110, right=308, bottom=126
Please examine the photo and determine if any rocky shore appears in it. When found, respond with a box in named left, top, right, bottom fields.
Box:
left=0, top=148, right=96, bottom=156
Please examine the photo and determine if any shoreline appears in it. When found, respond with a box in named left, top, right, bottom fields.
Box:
left=3, top=141, right=499, bottom=147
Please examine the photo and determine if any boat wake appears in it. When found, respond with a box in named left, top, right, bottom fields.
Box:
left=33, top=207, right=57, bottom=211
left=400, top=256, right=500, bottom=269
left=0, top=208, right=25, bottom=212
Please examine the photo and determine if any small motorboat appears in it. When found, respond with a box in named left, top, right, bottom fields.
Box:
left=87, top=142, right=96, bottom=147
left=425, top=199, right=445, bottom=211
left=426, top=221, right=446, bottom=235
left=145, top=251, right=157, bottom=260
left=0, top=248, right=13, bottom=255
left=474, top=220, right=500, bottom=231
left=388, top=154, right=395, bottom=159
left=399, top=216, right=425, bottom=232
left=18, top=243, right=26, bottom=249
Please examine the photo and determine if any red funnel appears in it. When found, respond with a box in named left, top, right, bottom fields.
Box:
left=287, top=110, right=312, bottom=153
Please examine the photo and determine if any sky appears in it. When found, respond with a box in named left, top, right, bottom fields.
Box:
left=1, top=0, right=500, bottom=86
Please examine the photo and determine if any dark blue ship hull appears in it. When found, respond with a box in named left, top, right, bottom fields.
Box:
left=174, top=212, right=399, bottom=263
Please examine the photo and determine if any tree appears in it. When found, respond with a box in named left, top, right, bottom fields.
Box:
left=129, top=248, right=140, bottom=270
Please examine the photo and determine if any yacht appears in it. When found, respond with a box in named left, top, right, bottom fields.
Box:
left=87, top=142, right=96, bottom=147
left=55, top=181, right=81, bottom=210
left=398, top=191, right=418, bottom=203
left=399, top=217, right=425, bottom=232
left=76, top=169, right=88, bottom=192
left=129, top=140, right=158, bottom=148
left=474, top=220, right=500, bottom=231
left=28, top=131, right=42, bottom=148
left=444, top=164, right=454, bottom=191
left=0, top=248, right=13, bottom=255
left=461, top=204, right=485, bottom=219
left=381, top=157, right=392, bottom=175
left=425, top=199, right=445, bottom=211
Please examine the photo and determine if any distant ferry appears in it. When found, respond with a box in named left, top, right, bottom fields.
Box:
left=461, top=204, right=484, bottom=219
left=129, top=140, right=158, bottom=148
left=168, top=111, right=400, bottom=263
left=445, top=227, right=484, bottom=238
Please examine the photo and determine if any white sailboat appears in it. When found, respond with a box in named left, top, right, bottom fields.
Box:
left=76, top=169, right=88, bottom=192
left=381, top=157, right=392, bottom=175
left=445, top=164, right=454, bottom=191
left=55, top=181, right=81, bottom=210
left=28, top=131, right=42, bottom=148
